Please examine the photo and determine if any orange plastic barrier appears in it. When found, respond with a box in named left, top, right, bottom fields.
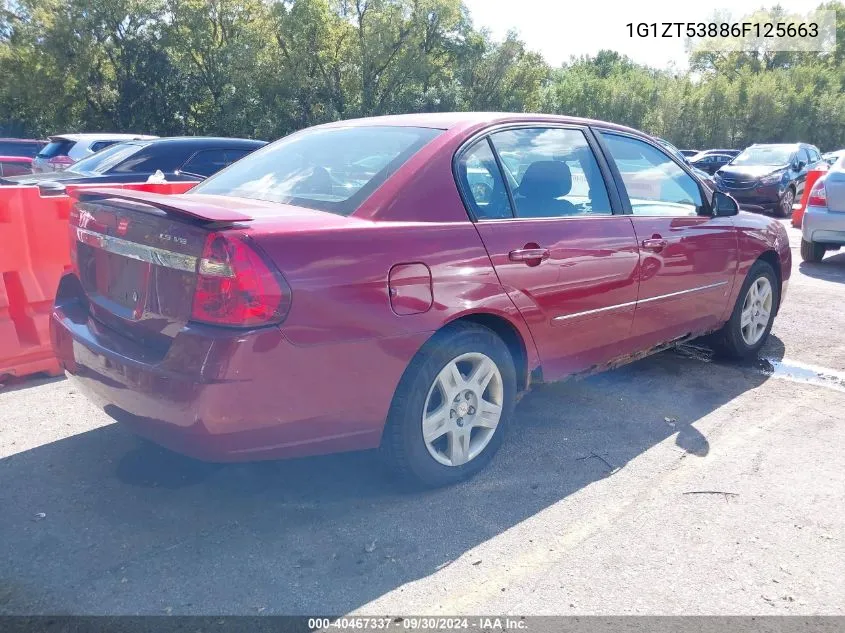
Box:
left=792, top=166, right=829, bottom=228
left=0, top=182, right=194, bottom=379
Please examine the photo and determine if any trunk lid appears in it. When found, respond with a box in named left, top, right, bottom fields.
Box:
left=71, top=190, right=249, bottom=356
left=70, top=190, right=364, bottom=354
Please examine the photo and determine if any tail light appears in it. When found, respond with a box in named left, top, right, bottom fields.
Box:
left=807, top=178, right=827, bottom=208
left=47, top=155, right=75, bottom=171
left=191, top=232, right=291, bottom=327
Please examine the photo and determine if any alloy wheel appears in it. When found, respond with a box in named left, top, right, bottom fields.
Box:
left=781, top=189, right=794, bottom=215
left=740, top=276, right=773, bottom=345
left=422, top=352, right=504, bottom=467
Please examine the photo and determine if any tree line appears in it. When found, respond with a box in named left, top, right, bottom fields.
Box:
left=1, top=0, right=844, bottom=150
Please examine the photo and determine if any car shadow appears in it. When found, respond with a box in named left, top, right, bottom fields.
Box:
left=0, top=374, right=65, bottom=395
left=0, top=345, right=772, bottom=615
left=798, top=251, right=845, bottom=283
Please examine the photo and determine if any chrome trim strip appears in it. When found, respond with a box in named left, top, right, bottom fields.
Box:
left=75, top=227, right=198, bottom=273
left=637, top=281, right=728, bottom=304
left=552, top=299, right=638, bottom=321
left=553, top=281, right=729, bottom=322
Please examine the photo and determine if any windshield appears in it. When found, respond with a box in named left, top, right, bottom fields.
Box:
left=193, top=126, right=441, bottom=215
left=732, top=146, right=795, bottom=167
left=68, top=142, right=148, bottom=174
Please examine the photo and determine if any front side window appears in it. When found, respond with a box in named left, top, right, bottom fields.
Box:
left=488, top=127, right=612, bottom=218
left=600, top=132, right=704, bottom=217
left=194, top=126, right=441, bottom=216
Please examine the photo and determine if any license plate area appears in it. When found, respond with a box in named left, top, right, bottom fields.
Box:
left=78, top=245, right=150, bottom=319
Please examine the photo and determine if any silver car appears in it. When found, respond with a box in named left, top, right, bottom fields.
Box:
left=801, top=155, right=845, bottom=262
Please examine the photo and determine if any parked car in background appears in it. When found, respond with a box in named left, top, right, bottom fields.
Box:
left=0, top=156, right=34, bottom=177
left=801, top=154, right=845, bottom=262
left=822, top=149, right=845, bottom=167
left=52, top=112, right=790, bottom=487
left=693, top=149, right=741, bottom=160
left=680, top=149, right=700, bottom=158
left=691, top=152, right=734, bottom=175
left=3, top=137, right=266, bottom=187
left=0, top=137, right=46, bottom=158
left=32, top=133, right=157, bottom=173
left=715, top=143, right=823, bottom=217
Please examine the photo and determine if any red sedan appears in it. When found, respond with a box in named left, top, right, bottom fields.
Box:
left=51, top=113, right=790, bottom=487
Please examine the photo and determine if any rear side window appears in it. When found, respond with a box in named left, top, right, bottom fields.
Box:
left=488, top=127, right=612, bottom=218
left=89, top=140, right=119, bottom=153
left=180, top=149, right=231, bottom=178
left=193, top=126, right=441, bottom=215
left=601, top=132, right=704, bottom=217
left=224, top=149, right=252, bottom=163
left=37, top=140, right=75, bottom=158
left=457, top=139, right=513, bottom=220
left=0, top=141, right=42, bottom=157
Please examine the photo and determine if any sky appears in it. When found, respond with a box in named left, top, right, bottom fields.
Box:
left=462, top=0, right=828, bottom=69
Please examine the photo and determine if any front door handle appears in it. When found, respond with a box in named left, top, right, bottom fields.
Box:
left=641, top=238, right=668, bottom=252
left=509, top=248, right=550, bottom=263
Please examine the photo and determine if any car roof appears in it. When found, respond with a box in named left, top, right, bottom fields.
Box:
left=314, top=112, right=643, bottom=135
left=49, top=133, right=158, bottom=142
left=748, top=143, right=800, bottom=149
left=132, top=136, right=266, bottom=147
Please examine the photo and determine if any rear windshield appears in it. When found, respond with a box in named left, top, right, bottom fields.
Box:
left=193, top=126, right=441, bottom=215
left=37, top=139, right=75, bottom=158
left=68, top=142, right=148, bottom=174
left=0, top=141, right=43, bottom=157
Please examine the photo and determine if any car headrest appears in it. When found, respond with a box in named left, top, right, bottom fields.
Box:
left=517, top=160, right=572, bottom=199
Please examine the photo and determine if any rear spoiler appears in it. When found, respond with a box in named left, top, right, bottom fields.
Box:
left=71, top=188, right=253, bottom=223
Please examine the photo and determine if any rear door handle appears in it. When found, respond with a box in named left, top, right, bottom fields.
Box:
left=509, top=248, right=550, bottom=262
left=641, top=238, right=668, bottom=252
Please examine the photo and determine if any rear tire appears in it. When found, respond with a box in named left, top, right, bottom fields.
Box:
left=712, top=260, right=779, bottom=360
left=800, top=238, right=825, bottom=263
left=381, top=322, right=516, bottom=488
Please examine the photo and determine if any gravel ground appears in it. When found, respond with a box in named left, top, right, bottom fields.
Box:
left=1, top=220, right=843, bottom=616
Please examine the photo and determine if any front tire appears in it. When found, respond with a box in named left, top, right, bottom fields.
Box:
left=381, top=322, right=517, bottom=488
left=713, top=260, right=779, bottom=359
left=800, top=238, right=825, bottom=263
left=777, top=187, right=795, bottom=218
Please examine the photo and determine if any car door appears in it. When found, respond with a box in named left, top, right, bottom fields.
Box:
left=456, top=126, right=641, bottom=380
left=597, top=130, right=738, bottom=350
left=795, top=147, right=812, bottom=198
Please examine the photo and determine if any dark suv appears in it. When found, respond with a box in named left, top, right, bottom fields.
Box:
left=714, top=143, right=823, bottom=217
left=2, top=136, right=266, bottom=187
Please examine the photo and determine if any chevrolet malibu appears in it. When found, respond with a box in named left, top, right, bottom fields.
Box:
left=51, top=113, right=791, bottom=487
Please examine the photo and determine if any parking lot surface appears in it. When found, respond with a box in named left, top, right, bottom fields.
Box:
left=1, top=220, right=843, bottom=616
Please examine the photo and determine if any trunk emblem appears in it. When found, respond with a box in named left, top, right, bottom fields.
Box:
left=159, top=233, right=188, bottom=246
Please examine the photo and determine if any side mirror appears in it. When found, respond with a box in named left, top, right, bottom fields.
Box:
left=797, top=160, right=806, bottom=170
left=713, top=191, right=739, bottom=217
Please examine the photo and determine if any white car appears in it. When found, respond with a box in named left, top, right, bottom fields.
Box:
left=822, top=149, right=845, bottom=167
left=801, top=155, right=845, bottom=262
left=31, top=133, right=157, bottom=173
